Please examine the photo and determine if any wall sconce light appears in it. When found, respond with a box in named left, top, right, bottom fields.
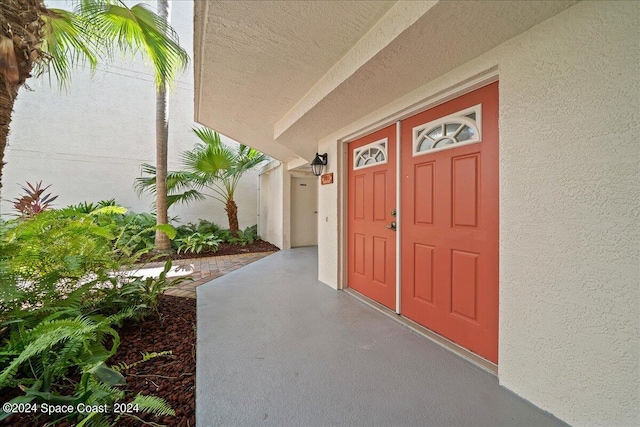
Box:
left=311, top=153, right=328, bottom=177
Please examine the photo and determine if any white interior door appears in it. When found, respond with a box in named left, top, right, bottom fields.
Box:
left=291, top=176, right=318, bottom=247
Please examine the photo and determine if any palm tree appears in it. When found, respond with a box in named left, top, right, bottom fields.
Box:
left=154, top=0, right=171, bottom=253
left=0, top=0, right=188, bottom=193
left=136, top=127, right=269, bottom=236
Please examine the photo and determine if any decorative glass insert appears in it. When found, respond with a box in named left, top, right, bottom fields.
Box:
left=413, top=105, right=482, bottom=156
left=353, top=138, right=388, bottom=170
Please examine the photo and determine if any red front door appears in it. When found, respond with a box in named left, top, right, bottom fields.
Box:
left=347, top=125, right=396, bottom=310
left=400, top=83, right=499, bottom=363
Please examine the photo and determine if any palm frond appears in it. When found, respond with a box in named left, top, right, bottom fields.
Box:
left=136, top=164, right=199, bottom=195
left=134, top=163, right=158, bottom=197
left=183, top=128, right=233, bottom=175
left=166, top=190, right=205, bottom=207
left=39, top=8, right=101, bottom=88
left=135, top=164, right=208, bottom=207
left=78, top=0, right=189, bottom=88
left=166, top=170, right=207, bottom=192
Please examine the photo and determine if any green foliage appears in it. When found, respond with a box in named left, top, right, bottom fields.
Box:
left=135, top=127, right=269, bottom=233
left=0, top=309, right=136, bottom=423
left=39, top=0, right=189, bottom=90
left=66, top=201, right=101, bottom=214
left=174, top=219, right=221, bottom=242
left=176, top=232, right=223, bottom=254
left=112, top=350, right=173, bottom=373
left=92, top=210, right=175, bottom=260
left=66, top=199, right=117, bottom=214
left=0, top=210, right=121, bottom=318
left=0, top=208, right=186, bottom=425
left=129, top=261, right=191, bottom=310
left=11, top=181, right=59, bottom=217
left=130, top=394, right=175, bottom=417
left=173, top=219, right=260, bottom=248
left=225, top=224, right=259, bottom=246
left=103, top=211, right=157, bottom=256
left=194, top=219, right=221, bottom=235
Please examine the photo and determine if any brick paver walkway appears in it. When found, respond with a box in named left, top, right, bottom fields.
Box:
left=141, top=251, right=276, bottom=298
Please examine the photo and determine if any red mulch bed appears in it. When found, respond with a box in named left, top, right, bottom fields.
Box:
left=1, top=296, right=196, bottom=427
left=108, top=295, right=196, bottom=426
left=138, top=239, right=280, bottom=263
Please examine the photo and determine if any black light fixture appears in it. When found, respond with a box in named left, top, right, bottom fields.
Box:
left=311, top=153, right=328, bottom=177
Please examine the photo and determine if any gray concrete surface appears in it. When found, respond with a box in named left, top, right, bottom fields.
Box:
left=197, top=247, right=566, bottom=427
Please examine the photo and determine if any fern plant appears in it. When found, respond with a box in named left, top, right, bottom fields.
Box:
left=0, top=309, right=135, bottom=422
left=0, top=206, right=186, bottom=425
left=130, top=261, right=193, bottom=311
left=112, top=350, right=174, bottom=373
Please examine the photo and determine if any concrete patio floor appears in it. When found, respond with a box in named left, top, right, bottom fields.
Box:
left=197, top=247, right=566, bottom=427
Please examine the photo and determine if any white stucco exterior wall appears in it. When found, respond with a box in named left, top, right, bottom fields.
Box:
left=496, top=3, right=638, bottom=425
left=0, top=0, right=260, bottom=230
left=258, top=162, right=284, bottom=249
left=317, top=137, right=341, bottom=289
left=318, top=2, right=638, bottom=425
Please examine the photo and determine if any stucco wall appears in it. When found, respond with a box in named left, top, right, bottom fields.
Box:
left=497, top=3, right=638, bottom=425
left=319, top=1, right=639, bottom=425
left=0, top=0, right=260, bottom=230
left=258, top=162, right=284, bottom=249
left=317, top=138, right=341, bottom=289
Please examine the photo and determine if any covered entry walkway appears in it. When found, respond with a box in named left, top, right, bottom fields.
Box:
left=197, top=247, right=564, bottom=426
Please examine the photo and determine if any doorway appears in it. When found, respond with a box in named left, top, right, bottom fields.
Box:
left=291, top=176, right=318, bottom=247
left=346, top=83, right=499, bottom=363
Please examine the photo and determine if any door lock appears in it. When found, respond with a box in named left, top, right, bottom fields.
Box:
left=391, top=209, right=397, bottom=217
left=385, top=221, right=397, bottom=231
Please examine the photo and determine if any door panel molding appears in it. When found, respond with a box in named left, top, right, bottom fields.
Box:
left=400, top=82, right=499, bottom=363
left=347, top=124, right=397, bottom=310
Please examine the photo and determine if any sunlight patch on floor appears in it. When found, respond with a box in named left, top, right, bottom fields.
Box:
left=126, top=264, right=195, bottom=279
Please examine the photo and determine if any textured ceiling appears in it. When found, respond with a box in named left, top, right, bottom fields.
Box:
left=195, top=0, right=395, bottom=161
left=195, top=0, right=577, bottom=162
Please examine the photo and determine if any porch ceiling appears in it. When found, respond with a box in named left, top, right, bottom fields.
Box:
left=194, top=0, right=395, bottom=162
left=195, top=1, right=577, bottom=163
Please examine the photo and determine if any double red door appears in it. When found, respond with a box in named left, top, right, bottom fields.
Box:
left=347, top=83, right=499, bottom=363
left=347, top=125, right=396, bottom=310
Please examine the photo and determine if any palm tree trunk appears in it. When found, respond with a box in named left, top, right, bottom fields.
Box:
left=0, top=82, right=16, bottom=194
left=1, top=0, right=44, bottom=193
left=225, top=198, right=239, bottom=236
left=153, top=0, right=171, bottom=252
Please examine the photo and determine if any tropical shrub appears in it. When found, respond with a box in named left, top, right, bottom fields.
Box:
left=105, top=212, right=158, bottom=256
left=194, top=218, right=221, bottom=235
left=93, top=210, right=175, bottom=259
left=0, top=209, right=122, bottom=318
left=0, top=309, right=134, bottom=416
left=63, top=201, right=177, bottom=258
left=174, top=222, right=199, bottom=239
left=0, top=304, right=176, bottom=425
left=66, top=198, right=117, bottom=214
left=11, top=181, right=58, bottom=217
left=176, top=232, right=223, bottom=254
left=135, top=127, right=268, bottom=236
left=127, top=261, right=192, bottom=311
left=174, top=218, right=220, bottom=241
left=0, top=208, right=181, bottom=425
left=223, top=224, right=259, bottom=246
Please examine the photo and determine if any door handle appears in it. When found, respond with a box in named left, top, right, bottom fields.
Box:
left=385, top=221, right=397, bottom=231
